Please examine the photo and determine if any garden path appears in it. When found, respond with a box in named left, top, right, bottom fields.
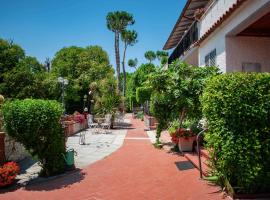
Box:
left=0, top=114, right=226, bottom=200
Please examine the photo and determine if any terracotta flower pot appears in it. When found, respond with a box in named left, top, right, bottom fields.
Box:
left=178, top=136, right=196, bottom=152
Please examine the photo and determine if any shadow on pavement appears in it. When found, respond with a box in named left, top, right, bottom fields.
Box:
left=24, top=169, right=86, bottom=192
left=175, top=161, right=195, bottom=171
left=113, top=122, right=134, bottom=130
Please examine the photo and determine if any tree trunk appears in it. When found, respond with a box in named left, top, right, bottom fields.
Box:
left=115, top=32, right=121, bottom=92
left=122, top=43, right=127, bottom=96
left=179, top=108, right=186, bottom=127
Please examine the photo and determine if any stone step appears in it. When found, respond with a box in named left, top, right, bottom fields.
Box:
left=184, top=152, right=210, bottom=177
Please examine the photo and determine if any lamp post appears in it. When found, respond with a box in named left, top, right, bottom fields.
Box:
left=88, top=90, right=92, bottom=114
left=58, top=77, right=69, bottom=114
left=83, top=94, right=87, bottom=111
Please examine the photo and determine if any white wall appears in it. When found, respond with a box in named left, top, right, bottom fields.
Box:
left=198, top=0, right=270, bottom=72
left=200, top=0, right=237, bottom=37
left=226, top=37, right=270, bottom=72
left=180, top=47, right=199, bottom=66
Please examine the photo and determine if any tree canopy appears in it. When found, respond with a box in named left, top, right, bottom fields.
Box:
left=144, top=51, right=156, bottom=63
left=128, top=58, right=138, bottom=69
left=51, top=45, right=115, bottom=112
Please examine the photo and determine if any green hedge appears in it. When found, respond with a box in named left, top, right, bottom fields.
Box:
left=3, top=99, right=65, bottom=176
left=202, top=73, right=270, bottom=194
left=136, top=86, right=152, bottom=104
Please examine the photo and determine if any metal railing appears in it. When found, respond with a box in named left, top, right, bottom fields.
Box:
left=168, top=21, right=198, bottom=64
left=196, top=129, right=207, bottom=179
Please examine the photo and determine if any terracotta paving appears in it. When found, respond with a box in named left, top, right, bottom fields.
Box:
left=0, top=117, right=226, bottom=200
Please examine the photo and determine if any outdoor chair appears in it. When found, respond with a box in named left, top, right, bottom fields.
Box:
left=87, top=114, right=99, bottom=133
left=115, top=111, right=124, bottom=124
left=100, top=114, right=112, bottom=134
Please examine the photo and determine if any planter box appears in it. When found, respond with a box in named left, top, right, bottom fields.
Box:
left=64, top=121, right=87, bottom=137
left=144, top=115, right=158, bottom=130
left=178, top=136, right=196, bottom=152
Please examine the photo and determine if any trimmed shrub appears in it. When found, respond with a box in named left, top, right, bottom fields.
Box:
left=2, top=99, right=65, bottom=176
left=202, top=73, right=270, bottom=194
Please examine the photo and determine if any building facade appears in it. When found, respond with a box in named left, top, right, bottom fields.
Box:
left=164, top=0, right=270, bottom=73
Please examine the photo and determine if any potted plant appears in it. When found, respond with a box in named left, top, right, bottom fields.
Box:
left=177, top=119, right=203, bottom=152
left=0, top=161, right=20, bottom=187
left=177, top=128, right=196, bottom=152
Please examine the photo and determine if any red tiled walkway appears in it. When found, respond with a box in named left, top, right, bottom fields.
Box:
left=0, top=118, right=226, bottom=200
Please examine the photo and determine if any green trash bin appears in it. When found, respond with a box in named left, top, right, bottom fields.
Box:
left=63, top=149, right=76, bottom=170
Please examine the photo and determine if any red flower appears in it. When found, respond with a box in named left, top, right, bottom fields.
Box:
left=0, top=162, right=20, bottom=187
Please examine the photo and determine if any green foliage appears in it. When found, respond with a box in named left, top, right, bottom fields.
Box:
left=150, top=92, right=173, bottom=143
left=156, top=50, right=168, bottom=65
left=106, top=11, right=135, bottom=92
left=125, top=63, right=156, bottom=111
left=202, top=73, right=270, bottom=194
left=121, top=30, right=138, bottom=46
left=51, top=45, right=114, bottom=113
left=128, top=58, right=138, bottom=69
left=106, top=11, right=135, bottom=33
left=136, top=111, right=144, bottom=120
left=156, top=50, right=168, bottom=60
left=161, top=57, right=168, bottom=65
left=168, top=119, right=180, bottom=135
left=0, top=39, right=52, bottom=99
left=136, top=86, right=151, bottom=104
left=144, top=51, right=156, bottom=63
left=149, top=60, right=219, bottom=142
left=0, top=39, right=25, bottom=82
left=0, top=95, right=4, bottom=131
left=0, top=62, right=52, bottom=99
left=121, top=29, right=138, bottom=96
left=2, top=99, right=65, bottom=176
left=93, top=77, right=121, bottom=115
left=133, top=63, right=156, bottom=87
left=182, top=118, right=202, bottom=134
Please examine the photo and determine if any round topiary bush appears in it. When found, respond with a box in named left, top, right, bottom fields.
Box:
left=202, top=73, right=270, bottom=194
left=2, top=99, right=65, bottom=176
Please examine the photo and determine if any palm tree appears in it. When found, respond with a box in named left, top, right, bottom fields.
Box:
left=121, top=30, right=138, bottom=96
left=144, top=51, right=156, bottom=63
left=106, top=11, right=135, bottom=92
left=128, top=58, right=138, bottom=70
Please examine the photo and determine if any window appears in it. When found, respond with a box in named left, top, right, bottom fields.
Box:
left=242, top=62, right=261, bottom=72
left=205, top=49, right=216, bottom=66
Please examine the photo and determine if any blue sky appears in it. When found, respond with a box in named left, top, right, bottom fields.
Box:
left=0, top=0, right=185, bottom=72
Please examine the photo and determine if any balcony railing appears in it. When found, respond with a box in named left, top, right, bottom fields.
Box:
left=168, top=21, right=198, bottom=64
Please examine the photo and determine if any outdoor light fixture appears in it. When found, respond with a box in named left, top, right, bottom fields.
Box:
left=83, top=94, right=88, bottom=111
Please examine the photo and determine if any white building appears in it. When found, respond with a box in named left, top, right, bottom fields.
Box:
left=163, top=0, right=270, bottom=73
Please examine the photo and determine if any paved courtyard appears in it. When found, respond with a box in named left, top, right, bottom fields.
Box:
left=66, top=121, right=128, bottom=168
left=0, top=115, right=226, bottom=200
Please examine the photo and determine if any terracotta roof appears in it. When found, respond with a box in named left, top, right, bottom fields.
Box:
left=163, top=0, right=210, bottom=50
left=195, top=0, right=247, bottom=46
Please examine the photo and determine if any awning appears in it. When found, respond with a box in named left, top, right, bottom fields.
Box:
left=163, top=0, right=210, bottom=50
